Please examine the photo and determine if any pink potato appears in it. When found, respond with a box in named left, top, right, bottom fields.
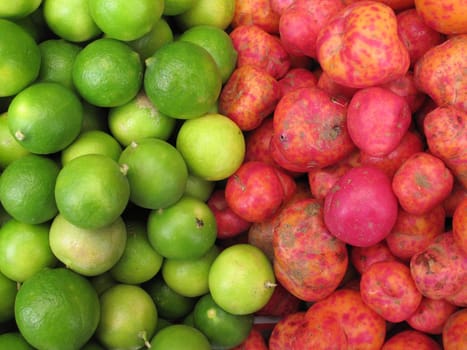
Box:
left=268, top=311, right=306, bottom=350
left=317, top=70, right=359, bottom=101
left=307, top=162, right=353, bottom=201
left=316, top=1, right=410, bottom=88
left=270, top=0, right=295, bottom=15
left=444, top=181, right=467, bottom=218
left=445, top=283, right=467, bottom=308
left=230, top=328, right=268, bottom=350
left=346, top=86, right=412, bottom=157
left=244, top=117, right=276, bottom=166
left=406, top=297, right=459, bottom=334
left=323, top=165, right=399, bottom=247
left=231, top=0, right=280, bottom=34
left=350, top=240, right=399, bottom=274
left=392, top=152, right=454, bottom=215
left=277, top=67, right=317, bottom=98
left=360, top=260, right=423, bottom=323
left=379, top=71, right=426, bottom=113
left=343, top=0, right=414, bottom=11
left=381, top=330, right=442, bottom=350
left=255, top=281, right=302, bottom=317
left=442, top=308, right=467, bottom=350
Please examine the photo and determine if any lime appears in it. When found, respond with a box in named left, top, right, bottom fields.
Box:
left=175, top=0, right=235, bottom=30
left=80, top=341, right=105, bottom=350
left=0, top=204, right=11, bottom=227
left=0, top=219, right=57, bottom=282
left=193, top=293, right=254, bottom=348
left=127, top=17, right=174, bottom=61
left=0, top=19, right=41, bottom=97
left=81, top=101, right=108, bottom=133
left=72, top=38, right=143, bottom=108
left=145, top=275, right=197, bottom=320
left=144, top=40, right=222, bottom=120
left=90, top=271, right=117, bottom=296
left=54, top=153, right=130, bottom=229
left=110, top=220, right=164, bottom=284
left=0, top=1, right=42, bottom=19
left=0, top=332, right=34, bottom=350
left=15, top=267, right=100, bottom=350
left=147, top=196, right=217, bottom=260
left=108, top=91, right=176, bottom=146
left=96, top=284, right=158, bottom=350
left=7, top=82, right=83, bottom=154
left=184, top=173, right=215, bottom=202
left=49, top=214, right=127, bottom=276
left=43, top=0, right=101, bottom=42
left=161, top=244, right=220, bottom=298
left=176, top=113, right=245, bottom=181
left=37, top=39, right=81, bottom=91
left=118, top=137, right=188, bottom=209
left=0, top=112, right=30, bottom=169
left=150, top=324, right=211, bottom=350
left=208, top=244, right=276, bottom=315
left=88, top=0, right=164, bottom=41
left=0, top=271, right=17, bottom=323
left=0, top=154, right=59, bottom=224
left=13, top=5, right=53, bottom=43
left=163, top=0, right=198, bottom=15
left=179, top=25, right=237, bottom=83
left=60, top=130, right=122, bottom=165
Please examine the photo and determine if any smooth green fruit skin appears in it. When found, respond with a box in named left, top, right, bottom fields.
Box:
left=0, top=271, right=17, bottom=323
left=150, top=324, right=211, bottom=350
left=0, top=112, right=30, bottom=169
left=15, top=267, right=100, bottom=350
left=0, top=332, right=35, bottom=350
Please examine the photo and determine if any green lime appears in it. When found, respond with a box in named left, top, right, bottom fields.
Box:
left=0, top=204, right=11, bottom=226
left=108, top=91, right=176, bottom=146
left=208, top=244, right=276, bottom=315
left=145, top=275, right=197, bottom=320
left=147, top=196, right=217, bottom=260
left=161, top=245, right=220, bottom=298
left=43, top=0, right=101, bottom=42
left=0, top=271, right=17, bottom=323
left=0, top=154, right=59, bottom=224
left=54, top=153, right=130, bottom=229
left=144, top=40, right=222, bottom=120
left=49, top=214, right=127, bottom=276
left=127, top=17, right=174, bottom=61
left=193, top=293, right=254, bottom=348
left=0, top=332, right=34, bottom=350
left=118, top=137, right=188, bottom=209
left=7, top=82, right=83, bottom=154
left=176, top=113, right=245, bottom=181
left=175, top=0, right=235, bottom=30
left=0, top=112, right=30, bottom=170
left=96, top=284, right=158, bottom=350
left=154, top=317, right=172, bottom=332
left=13, top=5, right=53, bottom=43
left=0, top=1, right=42, bottom=19
left=88, top=0, right=164, bottom=41
left=0, top=219, right=57, bottom=282
left=81, top=101, right=108, bottom=133
left=72, top=38, right=143, bottom=108
left=60, top=130, right=122, bottom=165
left=90, top=271, right=117, bottom=296
left=15, top=267, right=100, bottom=350
left=163, top=0, right=198, bottom=15
left=37, top=39, right=81, bottom=91
left=150, top=324, right=211, bottom=350
left=110, top=220, right=164, bottom=284
left=0, top=19, right=41, bottom=97
left=184, top=173, right=215, bottom=202
left=179, top=25, right=237, bottom=83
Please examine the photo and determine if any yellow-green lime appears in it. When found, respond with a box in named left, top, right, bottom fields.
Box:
left=7, top=82, right=83, bottom=154
left=184, top=173, right=215, bottom=202
left=163, top=0, right=198, bottom=15
left=96, top=284, right=158, bottom=349
left=144, top=40, right=222, bottom=120
left=38, top=39, right=81, bottom=91
left=0, top=271, right=17, bottom=323
left=0, top=154, right=59, bottom=224
left=13, top=6, right=53, bottom=43
left=0, top=112, right=30, bottom=169
left=0, top=19, right=41, bottom=97
left=118, top=138, right=188, bottom=209
left=15, top=267, right=100, bottom=350
left=88, top=0, right=164, bottom=41
left=0, top=332, right=35, bottom=350
left=176, top=113, right=245, bottom=181
left=0, top=204, right=11, bottom=226
left=175, top=0, right=235, bottom=30
left=108, top=91, right=176, bottom=146
left=90, top=271, right=117, bottom=296
left=0, top=219, right=57, bottom=282
left=179, top=25, right=237, bottom=83
left=49, top=214, right=127, bottom=276
left=43, top=0, right=101, bottom=42
left=110, top=220, right=164, bottom=284
left=60, top=130, right=122, bottom=165
left=72, top=38, right=143, bottom=108
left=127, top=17, right=174, bottom=61
left=0, top=0, right=42, bottom=19
left=54, top=153, right=130, bottom=229
left=150, top=324, right=211, bottom=350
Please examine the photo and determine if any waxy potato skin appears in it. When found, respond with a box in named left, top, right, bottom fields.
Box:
left=414, top=0, right=467, bottom=35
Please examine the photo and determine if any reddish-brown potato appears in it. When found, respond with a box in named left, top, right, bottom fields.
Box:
left=350, top=241, right=399, bottom=274
left=442, top=308, right=467, bottom=350
left=307, top=162, right=353, bottom=201
left=231, top=0, right=280, bottom=34
left=230, top=327, right=268, bottom=350
left=269, top=311, right=306, bottom=350
left=453, top=196, right=467, bottom=254
left=407, top=297, right=459, bottom=334
left=445, top=283, right=467, bottom=308
left=255, top=281, right=302, bottom=317
left=381, top=330, right=442, bottom=350
left=277, top=67, right=317, bottom=98
left=444, top=181, right=467, bottom=218
left=343, top=0, right=414, bottom=11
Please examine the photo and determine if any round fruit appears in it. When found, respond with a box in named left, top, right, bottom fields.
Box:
left=0, top=332, right=35, bottom=350
left=150, top=324, right=211, bottom=350
left=0, top=271, right=17, bottom=323
left=175, top=0, right=236, bottom=30
left=0, top=1, right=42, bottom=19
left=0, top=112, right=30, bottom=169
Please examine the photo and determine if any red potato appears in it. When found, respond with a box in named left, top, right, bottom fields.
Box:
left=307, top=162, right=353, bottom=201
left=230, top=327, right=268, bottom=350
left=406, top=297, right=458, bottom=334
left=343, top=0, right=414, bottom=11
left=445, top=283, right=467, bottom=308
left=316, top=1, right=410, bottom=88
left=270, top=0, right=295, bottom=15
left=360, top=260, right=423, bottom=323
left=244, top=117, right=276, bottom=166
left=350, top=241, right=399, bottom=274
left=218, top=65, right=281, bottom=131
left=453, top=196, right=467, bottom=254
left=414, top=0, right=467, bottom=35
left=444, top=181, right=467, bottom=217
left=379, top=71, right=426, bottom=113
left=255, top=281, right=302, bottom=318
left=410, top=232, right=467, bottom=300
left=442, top=308, right=467, bottom=350
left=268, top=311, right=306, bottom=350
left=381, top=330, right=442, bottom=350
left=271, top=87, right=356, bottom=172
left=304, top=288, right=387, bottom=350
left=323, top=165, right=399, bottom=247
left=230, top=24, right=291, bottom=79
left=346, top=86, right=412, bottom=157
left=317, top=70, right=358, bottom=101
left=231, top=0, right=280, bottom=34
left=277, top=67, right=317, bottom=98
left=385, top=205, right=446, bottom=262
left=273, top=198, right=348, bottom=302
